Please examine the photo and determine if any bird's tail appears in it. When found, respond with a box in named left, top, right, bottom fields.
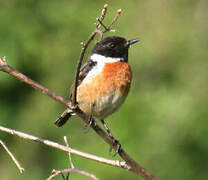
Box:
left=54, top=108, right=75, bottom=127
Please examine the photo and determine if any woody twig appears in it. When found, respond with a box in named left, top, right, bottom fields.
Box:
left=0, top=139, right=24, bottom=173
left=47, top=169, right=99, bottom=180
left=47, top=137, right=99, bottom=180
left=0, top=5, right=157, bottom=180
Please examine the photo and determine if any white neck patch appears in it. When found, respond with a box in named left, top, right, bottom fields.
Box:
left=90, top=53, right=123, bottom=63
left=79, top=54, right=123, bottom=87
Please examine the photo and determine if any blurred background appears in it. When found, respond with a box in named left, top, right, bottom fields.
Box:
left=0, top=0, right=208, bottom=179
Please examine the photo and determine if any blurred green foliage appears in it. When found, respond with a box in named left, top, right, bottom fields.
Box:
left=0, top=0, right=208, bottom=179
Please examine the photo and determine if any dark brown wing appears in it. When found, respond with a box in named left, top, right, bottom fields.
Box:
left=77, top=59, right=97, bottom=86
left=69, top=59, right=97, bottom=99
left=55, top=59, right=97, bottom=127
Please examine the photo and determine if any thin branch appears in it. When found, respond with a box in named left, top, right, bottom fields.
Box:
left=64, top=136, right=74, bottom=169
left=0, top=56, right=156, bottom=180
left=97, top=4, right=108, bottom=27
left=71, top=31, right=96, bottom=106
left=0, top=64, right=69, bottom=106
left=0, top=139, right=24, bottom=173
left=64, top=136, right=73, bottom=180
left=71, top=4, right=108, bottom=106
left=97, top=18, right=108, bottom=32
left=47, top=169, right=99, bottom=180
left=0, top=5, right=157, bottom=180
left=0, top=126, right=130, bottom=170
left=103, top=9, right=122, bottom=33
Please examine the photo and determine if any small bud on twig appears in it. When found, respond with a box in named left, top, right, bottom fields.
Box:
left=104, top=4, right=108, bottom=8
left=117, top=9, right=122, bottom=15
left=110, top=29, right=116, bottom=33
left=0, top=56, right=7, bottom=66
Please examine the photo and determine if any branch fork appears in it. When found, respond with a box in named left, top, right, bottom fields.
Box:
left=0, top=4, right=157, bottom=180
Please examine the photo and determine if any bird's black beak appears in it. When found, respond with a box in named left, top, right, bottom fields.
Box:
left=126, top=38, right=140, bottom=47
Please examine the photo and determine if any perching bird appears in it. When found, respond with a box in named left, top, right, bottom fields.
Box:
left=55, top=36, right=139, bottom=150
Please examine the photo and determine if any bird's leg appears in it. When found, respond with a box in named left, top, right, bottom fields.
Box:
left=83, top=115, right=94, bottom=133
left=100, top=119, right=114, bottom=138
left=83, top=103, right=95, bottom=133
left=100, top=119, right=122, bottom=156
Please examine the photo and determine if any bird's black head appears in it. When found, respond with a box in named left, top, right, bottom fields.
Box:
left=91, top=36, right=139, bottom=62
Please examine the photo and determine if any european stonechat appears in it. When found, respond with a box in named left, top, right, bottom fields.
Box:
left=55, top=36, right=139, bottom=149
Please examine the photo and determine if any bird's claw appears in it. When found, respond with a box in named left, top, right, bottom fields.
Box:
left=83, top=115, right=94, bottom=133
left=109, top=139, right=122, bottom=157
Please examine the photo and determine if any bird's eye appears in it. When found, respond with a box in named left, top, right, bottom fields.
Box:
left=109, top=43, right=116, bottom=48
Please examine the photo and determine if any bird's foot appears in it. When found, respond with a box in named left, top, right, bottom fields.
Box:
left=109, top=139, right=122, bottom=157
left=83, top=115, right=94, bottom=133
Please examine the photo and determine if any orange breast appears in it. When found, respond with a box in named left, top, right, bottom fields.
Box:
left=101, top=62, right=132, bottom=96
left=77, top=62, right=132, bottom=116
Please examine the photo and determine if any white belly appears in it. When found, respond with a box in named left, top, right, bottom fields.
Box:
left=92, top=90, right=126, bottom=119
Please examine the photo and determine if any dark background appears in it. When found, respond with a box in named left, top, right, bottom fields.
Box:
left=0, top=0, right=208, bottom=179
